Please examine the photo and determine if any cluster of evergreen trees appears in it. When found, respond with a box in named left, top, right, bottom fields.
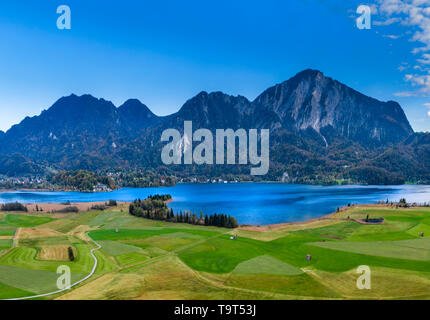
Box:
left=147, top=194, right=172, bottom=201
left=1, top=202, right=27, bottom=212
left=129, top=195, right=238, bottom=228
left=203, top=213, right=238, bottom=228
left=55, top=206, right=79, bottom=213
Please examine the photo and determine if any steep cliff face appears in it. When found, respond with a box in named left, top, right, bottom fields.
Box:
left=252, top=69, right=413, bottom=146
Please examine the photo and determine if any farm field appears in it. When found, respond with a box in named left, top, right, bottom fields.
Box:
left=0, top=204, right=429, bottom=300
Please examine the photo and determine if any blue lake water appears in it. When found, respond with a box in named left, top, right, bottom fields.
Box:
left=1, top=183, right=430, bottom=225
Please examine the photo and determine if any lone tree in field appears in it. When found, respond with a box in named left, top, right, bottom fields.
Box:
left=68, top=247, right=75, bottom=261
left=107, top=200, right=117, bottom=207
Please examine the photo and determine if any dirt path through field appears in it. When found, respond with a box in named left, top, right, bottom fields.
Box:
left=12, top=228, right=21, bottom=248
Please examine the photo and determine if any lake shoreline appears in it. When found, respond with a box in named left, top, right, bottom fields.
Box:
left=3, top=200, right=424, bottom=230
left=0, top=180, right=417, bottom=194
left=237, top=203, right=396, bottom=231
left=1, top=183, right=428, bottom=226
left=19, top=201, right=390, bottom=230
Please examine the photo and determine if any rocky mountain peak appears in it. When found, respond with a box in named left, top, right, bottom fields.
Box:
left=118, top=99, right=155, bottom=118
left=173, top=91, right=251, bottom=129
left=252, top=69, right=413, bottom=145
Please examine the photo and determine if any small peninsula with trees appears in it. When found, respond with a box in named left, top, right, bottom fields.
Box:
left=129, top=194, right=238, bottom=228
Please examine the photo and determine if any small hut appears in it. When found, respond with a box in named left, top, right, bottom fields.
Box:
left=306, top=254, right=312, bottom=261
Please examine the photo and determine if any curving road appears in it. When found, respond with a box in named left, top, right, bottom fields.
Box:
left=4, top=233, right=101, bottom=301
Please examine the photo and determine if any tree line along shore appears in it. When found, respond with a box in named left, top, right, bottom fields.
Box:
left=0, top=194, right=239, bottom=229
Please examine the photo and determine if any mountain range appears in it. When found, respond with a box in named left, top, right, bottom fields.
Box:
left=0, top=69, right=428, bottom=185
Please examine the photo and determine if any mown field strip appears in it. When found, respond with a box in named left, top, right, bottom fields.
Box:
left=3, top=233, right=101, bottom=300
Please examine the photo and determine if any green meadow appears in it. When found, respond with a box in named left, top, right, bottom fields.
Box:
left=0, top=205, right=429, bottom=300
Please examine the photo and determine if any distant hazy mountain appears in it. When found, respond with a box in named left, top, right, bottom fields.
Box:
left=0, top=70, right=425, bottom=184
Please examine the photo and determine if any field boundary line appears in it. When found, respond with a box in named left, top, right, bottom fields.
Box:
left=302, top=268, right=351, bottom=299
left=3, top=232, right=101, bottom=300
left=175, top=256, right=337, bottom=300
left=119, top=230, right=230, bottom=271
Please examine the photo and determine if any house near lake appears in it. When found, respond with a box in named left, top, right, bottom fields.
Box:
left=93, top=184, right=111, bottom=192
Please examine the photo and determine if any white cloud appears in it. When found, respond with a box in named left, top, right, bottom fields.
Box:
left=376, top=0, right=430, bottom=48
left=383, top=34, right=401, bottom=39
left=417, top=53, right=430, bottom=64
left=412, top=46, right=430, bottom=54
left=405, top=73, right=430, bottom=87
left=393, top=72, right=430, bottom=96
left=394, top=91, right=415, bottom=97
left=370, top=4, right=379, bottom=14
left=424, top=102, right=430, bottom=116
left=375, top=0, right=430, bottom=97
left=373, top=17, right=401, bottom=25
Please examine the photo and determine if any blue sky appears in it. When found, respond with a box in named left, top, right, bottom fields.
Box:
left=0, top=0, right=429, bottom=132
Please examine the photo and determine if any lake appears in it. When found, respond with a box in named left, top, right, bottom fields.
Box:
left=1, top=183, right=430, bottom=225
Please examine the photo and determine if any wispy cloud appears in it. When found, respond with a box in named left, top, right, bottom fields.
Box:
left=375, top=0, right=430, bottom=99
left=398, top=65, right=408, bottom=71
left=373, top=17, right=401, bottom=25
left=424, top=102, right=430, bottom=116
left=395, top=72, right=430, bottom=97
left=417, top=53, right=430, bottom=64
left=382, top=34, right=402, bottom=39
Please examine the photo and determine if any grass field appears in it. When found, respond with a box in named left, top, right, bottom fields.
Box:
left=0, top=204, right=429, bottom=300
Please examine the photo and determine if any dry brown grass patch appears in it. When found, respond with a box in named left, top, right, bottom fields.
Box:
left=18, top=227, right=64, bottom=239
left=25, top=202, right=130, bottom=214
left=37, top=245, right=73, bottom=261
